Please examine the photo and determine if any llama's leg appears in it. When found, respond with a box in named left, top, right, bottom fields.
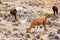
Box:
left=43, top=20, right=47, bottom=32
left=14, top=14, right=17, bottom=21
left=26, top=22, right=34, bottom=33
left=53, top=10, right=55, bottom=15
left=43, top=24, right=46, bottom=32
left=56, top=9, right=58, bottom=15
left=26, top=25, right=33, bottom=33
left=10, top=15, right=13, bottom=21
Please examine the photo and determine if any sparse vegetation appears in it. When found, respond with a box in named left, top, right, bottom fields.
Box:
left=0, top=27, right=2, bottom=30
left=0, top=0, right=60, bottom=40
left=53, top=22, right=60, bottom=26
left=0, top=8, right=4, bottom=11
left=44, top=13, right=54, bottom=18
left=0, top=0, right=2, bottom=4
left=47, top=20, right=51, bottom=25
left=12, top=22, right=19, bottom=26
left=2, top=28, right=7, bottom=31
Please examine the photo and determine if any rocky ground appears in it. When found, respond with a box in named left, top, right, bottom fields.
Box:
left=0, top=1, right=60, bottom=40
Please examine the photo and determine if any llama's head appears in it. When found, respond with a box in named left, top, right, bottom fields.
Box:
left=26, top=28, right=30, bottom=33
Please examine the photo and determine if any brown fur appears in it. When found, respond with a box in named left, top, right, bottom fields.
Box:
left=26, top=16, right=47, bottom=33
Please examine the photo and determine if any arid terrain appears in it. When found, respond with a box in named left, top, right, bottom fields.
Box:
left=0, top=0, right=60, bottom=40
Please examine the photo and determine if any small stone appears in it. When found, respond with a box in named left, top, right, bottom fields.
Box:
left=49, top=24, right=53, bottom=27
left=26, top=34, right=30, bottom=38
left=48, top=32, right=55, bottom=37
left=12, top=22, right=19, bottom=26
left=11, top=31, right=18, bottom=36
left=17, top=35, right=21, bottom=38
left=47, top=20, right=51, bottom=25
left=24, top=39, right=27, bottom=40
left=3, top=16, right=7, bottom=20
left=4, top=33, right=8, bottom=36
left=41, top=7, right=44, bottom=8
left=30, top=31, right=35, bottom=34
left=24, top=11, right=27, bottom=14
left=0, top=30, right=3, bottom=33
left=14, top=33, right=18, bottom=37
left=34, top=2, right=40, bottom=7
left=20, top=33, right=24, bottom=36
left=54, top=36, right=59, bottom=39
left=36, top=35, right=40, bottom=39
left=51, top=16, right=57, bottom=21
left=0, top=13, right=2, bottom=17
left=57, top=29, right=60, bottom=34
left=13, top=28, right=19, bottom=31
left=22, top=6, right=27, bottom=9
left=20, top=38, right=22, bottom=40
left=7, top=30, right=11, bottom=34
left=12, top=20, right=17, bottom=22
left=1, top=39, right=5, bottom=40
left=4, top=33, right=9, bottom=37
left=34, top=39, right=36, bottom=40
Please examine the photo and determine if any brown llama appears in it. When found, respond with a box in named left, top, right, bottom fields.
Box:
left=26, top=16, right=47, bottom=33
